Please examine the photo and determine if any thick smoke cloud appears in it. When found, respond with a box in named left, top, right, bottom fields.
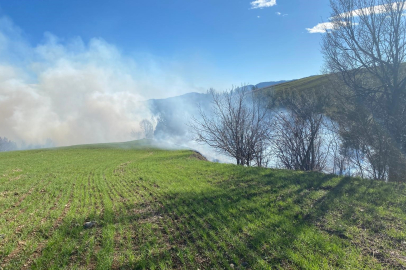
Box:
left=0, top=16, right=211, bottom=147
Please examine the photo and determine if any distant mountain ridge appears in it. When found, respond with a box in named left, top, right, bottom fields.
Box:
left=149, top=79, right=294, bottom=104
left=253, top=80, right=292, bottom=89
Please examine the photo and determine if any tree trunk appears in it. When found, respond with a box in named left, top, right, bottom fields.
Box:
left=388, top=149, right=406, bottom=182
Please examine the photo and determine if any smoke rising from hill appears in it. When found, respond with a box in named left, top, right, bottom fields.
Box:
left=0, top=16, right=246, bottom=163
left=0, top=16, right=220, bottom=148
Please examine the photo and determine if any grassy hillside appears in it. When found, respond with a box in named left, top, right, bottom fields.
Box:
left=1, top=140, right=406, bottom=269
left=257, top=75, right=329, bottom=94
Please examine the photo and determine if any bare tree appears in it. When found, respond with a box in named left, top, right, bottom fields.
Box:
left=140, top=119, right=154, bottom=139
left=273, top=89, right=330, bottom=171
left=328, top=121, right=352, bottom=176
left=191, top=87, right=272, bottom=166
left=332, top=146, right=352, bottom=176
left=322, top=0, right=406, bottom=181
left=131, top=119, right=155, bottom=139
left=338, top=107, right=394, bottom=180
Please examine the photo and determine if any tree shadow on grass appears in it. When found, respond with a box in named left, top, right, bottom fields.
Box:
left=30, top=167, right=406, bottom=269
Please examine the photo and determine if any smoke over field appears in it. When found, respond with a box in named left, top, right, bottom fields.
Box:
left=0, top=16, right=223, bottom=149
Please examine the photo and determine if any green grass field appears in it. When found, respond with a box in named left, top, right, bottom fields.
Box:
left=1, top=140, right=406, bottom=269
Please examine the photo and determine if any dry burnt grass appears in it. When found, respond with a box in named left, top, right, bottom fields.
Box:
left=0, top=140, right=406, bottom=269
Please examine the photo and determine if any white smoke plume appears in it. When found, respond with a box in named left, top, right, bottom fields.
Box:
left=0, top=16, right=208, bottom=147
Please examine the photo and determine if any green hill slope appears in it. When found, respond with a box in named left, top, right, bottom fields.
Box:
left=0, top=140, right=405, bottom=269
left=257, top=75, right=331, bottom=100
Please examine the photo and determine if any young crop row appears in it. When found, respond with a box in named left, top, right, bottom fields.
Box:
left=1, top=146, right=406, bottom=269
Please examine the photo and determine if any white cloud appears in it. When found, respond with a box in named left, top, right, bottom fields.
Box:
left=339, top=2, right=406, bottom=17
left=306, top=21, right=357, bottom=33
left=307, top=2, right=404, bottom=33
left=306, top=22, right=335, bottom=33
left=276, top=11, right=288, bottom=16
left=250, top=0, right=276, bottom=9
left=257, top=15, right=261, bottom=18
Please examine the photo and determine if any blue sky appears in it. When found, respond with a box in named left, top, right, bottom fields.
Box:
left=0, top=0, right=331, bottom=87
